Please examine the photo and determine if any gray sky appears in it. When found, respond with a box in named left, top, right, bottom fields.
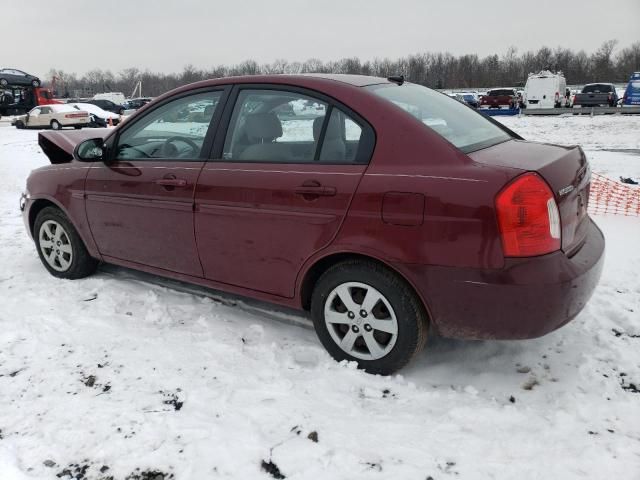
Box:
left=5, top=0, right=639, bottom=78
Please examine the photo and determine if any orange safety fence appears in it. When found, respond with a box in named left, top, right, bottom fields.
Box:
left=589, top=173, right=640, bottom=217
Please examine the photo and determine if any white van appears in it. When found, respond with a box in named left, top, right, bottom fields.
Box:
left=524, top=71, right=568, bottom=109
left=93, top=92, right=126, bottom=105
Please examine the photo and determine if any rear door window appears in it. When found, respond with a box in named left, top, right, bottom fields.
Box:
left=317, top=108, right=363, bottom=163
left=222, top=89, right=328, bottom=163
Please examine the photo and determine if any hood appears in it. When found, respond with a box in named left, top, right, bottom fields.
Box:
left=38, top=128, right=112, bottom=164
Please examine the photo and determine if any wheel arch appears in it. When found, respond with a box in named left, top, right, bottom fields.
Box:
left=28, top=198, right=60, bottom=236
left=298, top=251, right=433, bottom=322
left=28, top=198, right=94, bottom=258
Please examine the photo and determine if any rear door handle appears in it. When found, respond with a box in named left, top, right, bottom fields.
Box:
left=294, top=185, right=336, bottom=197
left=155, top=178, right=188, bottom=187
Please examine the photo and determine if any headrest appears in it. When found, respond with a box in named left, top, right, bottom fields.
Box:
left=245, top=113, right=282, bottom=141
left=313, top=114, right=342, bottom=142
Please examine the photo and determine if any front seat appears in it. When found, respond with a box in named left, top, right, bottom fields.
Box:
left=238, top=113, right=293, bottom=162
left=313, top=114, right=346, bottom=162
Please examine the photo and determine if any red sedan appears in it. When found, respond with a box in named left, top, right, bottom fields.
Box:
left=22, top=74, right=604, bottom=374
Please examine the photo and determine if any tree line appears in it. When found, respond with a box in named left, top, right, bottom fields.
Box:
left=47, top=40, right=640, bottom=98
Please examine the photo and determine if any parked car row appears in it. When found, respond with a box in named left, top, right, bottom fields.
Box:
left=491, top=71, right=640, bottom=110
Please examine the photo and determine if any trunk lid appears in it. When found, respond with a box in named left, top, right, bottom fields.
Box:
left=469, top=139, right=591, bottom=256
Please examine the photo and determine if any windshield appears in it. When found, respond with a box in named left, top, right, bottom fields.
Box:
left=367, top=83, right=512, bottom=153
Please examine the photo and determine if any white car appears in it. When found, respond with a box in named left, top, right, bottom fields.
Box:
left=524, top=71, right=568, bottom=109
left=70, top=102, right=121, bottom=127
left=13, top=104, right=90, bottom=130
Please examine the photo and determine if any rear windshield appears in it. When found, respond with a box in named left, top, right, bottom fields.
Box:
left=367, top=83, right=512, bottom=153
left=488, top=89, right=514, bottom=96
left=582, top=84, right=613, bottom=93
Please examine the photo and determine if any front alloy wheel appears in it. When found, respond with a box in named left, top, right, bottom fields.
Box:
left=39, top=220, right=73, bottom=272
left=34, top=207, right=98, bottom=279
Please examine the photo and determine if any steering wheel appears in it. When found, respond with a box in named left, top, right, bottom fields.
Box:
left=118, top=143, right=151, bottom=158
left=161, top=136, right=199, bottom=158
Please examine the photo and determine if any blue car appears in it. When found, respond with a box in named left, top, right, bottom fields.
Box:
left=622, top=72, right=640, bottom=106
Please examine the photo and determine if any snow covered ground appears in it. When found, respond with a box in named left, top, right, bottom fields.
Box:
left=0, top=116, right=639, bottom=480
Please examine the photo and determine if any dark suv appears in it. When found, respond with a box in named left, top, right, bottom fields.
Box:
left=88, top=99, right=125, bottom=115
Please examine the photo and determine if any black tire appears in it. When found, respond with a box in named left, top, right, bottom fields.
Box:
left=311, top=260, right=428, bottom=375
left=50, top=120, right=61, bottom=130
left=34, top=207, right=98, bottom=279
left=31, top=79, right=40, bottom=87
left=15, top=121, right=25, bottom=129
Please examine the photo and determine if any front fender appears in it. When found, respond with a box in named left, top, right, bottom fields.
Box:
left=25, top=165, right=101, bottom=261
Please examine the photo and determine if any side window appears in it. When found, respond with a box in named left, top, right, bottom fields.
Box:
left=318, top=108, right=363, bottom=163
left=115, top=91, right=222, bottom=160
left=40, top=107, right=51, bottom=114
left=31, top=108, right=41, bottom=115
left=222, top=89, right=327, bottom=163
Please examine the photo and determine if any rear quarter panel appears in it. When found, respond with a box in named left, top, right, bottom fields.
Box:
left=297, top=95, right=515, bottom=271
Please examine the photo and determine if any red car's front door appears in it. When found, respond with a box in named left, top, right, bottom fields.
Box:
left=194, top=87, right=373, bottom=298
left=84, top=89, right=226, bottom=276
left=85, top=160, right=205, bottom=276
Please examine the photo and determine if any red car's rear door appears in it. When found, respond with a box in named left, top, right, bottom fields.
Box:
left=194, top=86, right=374, bottom=298
left=85, top=88, right=227, bottom=276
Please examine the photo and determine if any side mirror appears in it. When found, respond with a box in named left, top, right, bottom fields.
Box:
left=76, top=138, right=105, bottom=162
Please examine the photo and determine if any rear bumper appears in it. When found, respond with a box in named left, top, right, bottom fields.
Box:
left=400, top=217, right=605, bottom=340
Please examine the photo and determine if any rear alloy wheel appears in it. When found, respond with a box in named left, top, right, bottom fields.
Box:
left=34, top=207, right=98, bottom=279
left=50, top=120, right=61, bottom=130
left=0, top=78, right=7, bottom=87
left=311, top=260, right=428, bottom=375
left=31, top=79, right=40, bottom=87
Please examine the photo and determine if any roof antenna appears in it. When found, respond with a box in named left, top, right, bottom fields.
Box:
left=387, top=75, right=405, bottom=85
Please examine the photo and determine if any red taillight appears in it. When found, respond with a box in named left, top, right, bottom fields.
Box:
left=495, top=173, right=561, bottom=257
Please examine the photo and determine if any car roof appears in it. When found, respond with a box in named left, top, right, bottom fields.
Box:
left=296, top=73, right=390, bottom=86
left=185, top=73, right=392, bottom=89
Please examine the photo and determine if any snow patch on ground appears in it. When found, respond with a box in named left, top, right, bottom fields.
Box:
left=1, top=119, right=639, bottom=479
